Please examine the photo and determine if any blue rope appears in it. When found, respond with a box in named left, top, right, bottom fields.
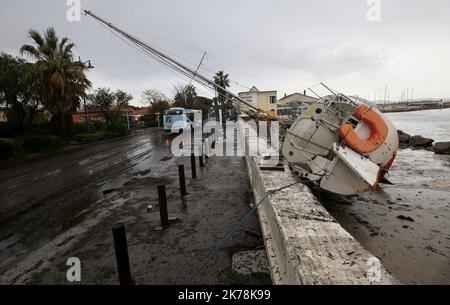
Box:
left=185, top=181, right=302, bottom=284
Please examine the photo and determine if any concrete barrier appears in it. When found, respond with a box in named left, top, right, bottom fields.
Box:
left=237, top=119, right=399, bottom=285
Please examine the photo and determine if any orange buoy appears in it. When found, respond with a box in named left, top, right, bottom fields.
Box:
left=338, top=105, right=389, bottom=154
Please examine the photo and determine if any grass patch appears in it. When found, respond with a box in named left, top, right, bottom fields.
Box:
left=0, top=138, right=24, bottom=160
left=20, top=135, right=64, bottom=153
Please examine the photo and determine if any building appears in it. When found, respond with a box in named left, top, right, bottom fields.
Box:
left=72, top=110, right=103, bottom=123
left=0, top=107, right=6, bottom=122
left=72, top=106, right=151, bottom=124
left=119, top=106, right=151, bottom=123
left=238, top=86, right=277, bottom=114
left=276, top=91, right=318, bottom=119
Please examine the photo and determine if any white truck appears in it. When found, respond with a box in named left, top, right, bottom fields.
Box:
left=163, top=108, right=202, bottom=134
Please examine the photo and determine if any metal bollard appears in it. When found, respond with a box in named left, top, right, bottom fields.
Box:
left=245, top=134, right=249, bottom=156
left=157, top=185, right=169, bottom=226
left=199, top=155, right=204, bottom=167
left=204, top=139, right=209, bottom=159
left=112, top=224, right=134, bottom=285
left=178, top=164, right=187, bottom=196
left=190, top=154, right=197, bottom=179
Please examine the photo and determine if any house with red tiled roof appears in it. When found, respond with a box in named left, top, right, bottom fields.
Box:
left=72, top=106, right=151, bottom=124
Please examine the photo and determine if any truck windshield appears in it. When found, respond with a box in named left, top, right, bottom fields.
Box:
left=166, top=109, right=184, bottom=115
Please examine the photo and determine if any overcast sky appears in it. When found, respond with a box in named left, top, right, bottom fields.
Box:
left=1, top=0, right=450, bottom=105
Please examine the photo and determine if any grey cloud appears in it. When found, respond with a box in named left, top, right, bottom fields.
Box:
left=256, top=42, right=389, bottom=78
left=1, top=0, right=450, bottom=101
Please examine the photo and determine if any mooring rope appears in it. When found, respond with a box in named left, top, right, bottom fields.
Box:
left=185, top=180, right=304, bottom=284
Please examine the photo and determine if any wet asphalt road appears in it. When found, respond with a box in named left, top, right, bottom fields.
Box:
left=0, top=129, right=268, bottom=284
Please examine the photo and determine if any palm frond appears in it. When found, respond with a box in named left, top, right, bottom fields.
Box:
left=28, top=30, right=44, bottom=48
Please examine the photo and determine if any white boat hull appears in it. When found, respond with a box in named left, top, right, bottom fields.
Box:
left=282, top=95, right=399, bottom=195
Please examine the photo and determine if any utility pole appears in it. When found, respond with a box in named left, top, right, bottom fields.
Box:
left=126, top=112, right=131, bottom=130
left=83, top=97, right=90, bottom=134
left=156, top=112, right=161, bottom=127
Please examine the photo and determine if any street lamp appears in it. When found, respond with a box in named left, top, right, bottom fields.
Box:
left=155, top=112, right=161, bottom=127
left=79, top=57, right=94, bottom=133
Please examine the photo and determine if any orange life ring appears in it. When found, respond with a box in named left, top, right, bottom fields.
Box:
left=338, top=105, right=388, bottom=154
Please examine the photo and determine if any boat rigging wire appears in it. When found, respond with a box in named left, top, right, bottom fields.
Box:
left=98, top=21, right=187, bottom=90
left=84, top=10, right=274, bottom=118
left=118, top=25, right=272, bottom=90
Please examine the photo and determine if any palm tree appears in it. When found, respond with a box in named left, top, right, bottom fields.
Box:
left=173, top=83, right=197, bottom=108
left=213, top=70, right=230, bottom=120
left=20, top=27, right=91, bottom=132
left=184, top=84, right=197, bottom=108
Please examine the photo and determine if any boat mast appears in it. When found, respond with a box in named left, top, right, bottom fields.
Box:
left=84, top=10, right=271, bottom=117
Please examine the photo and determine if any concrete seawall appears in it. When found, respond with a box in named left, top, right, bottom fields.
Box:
left=237, top=120, right=399, bottom=284
left=379, top=101, right=450, bottom=113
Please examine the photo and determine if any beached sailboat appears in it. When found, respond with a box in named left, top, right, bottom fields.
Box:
left=283, top=90, right=399, bottom=195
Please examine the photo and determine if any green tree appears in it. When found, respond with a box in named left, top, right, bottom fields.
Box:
left=89, top=88, right=133, bottom=125
left=20, top=27, right=91, bottom=133
left=141, top=89, right=166, bottom=106
left=115, top=90, right=133, bottom=112
left=213, top=70, right=230, bottom=120
left=173, top=83, right=197, bottom=108
left=0, top=53, right=42, bottom=133
left=192, top=96, right=213, bottom=120
left=149, top=100, right=171, bottom=127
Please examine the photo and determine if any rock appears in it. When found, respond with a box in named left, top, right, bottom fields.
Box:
left=397, top=130, right=411, bottom=144
left=433, top=142, right=450, bottom=155
left=102, top=189, right=117, bottom=196
left=146, top=204, right=153, bottom=211
left=408, top=135, right=434, bottom=148
left=232, top=250, right=270, bottom=278
left=244, top=229, right=261, bottom=238
left=397, top=215, right=415, bottom=222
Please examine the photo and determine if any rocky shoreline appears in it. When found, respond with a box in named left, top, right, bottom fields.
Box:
left=397, top=130, right=450, bottom=155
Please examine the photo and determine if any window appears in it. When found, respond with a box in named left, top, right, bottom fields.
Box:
left=269, top=96, right=276, bottom=104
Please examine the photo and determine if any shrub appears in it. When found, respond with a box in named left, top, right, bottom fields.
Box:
left=72, top=121, right=106, bottom=136
left=0, top=138, right=24, bottom=160
left=0, top=122, right=18, bottom=138
left=73, top=122, right=128, bottom=144
left=72, top=123, right=88, bottom=136
left=23, top=123, right=57, bottom=136
left=106, top=121, right=129, bottom=137
left=21, top=135, right=64, bottom=153
left=73, top=131, right=109, bottom=144
left=140, top=115, right=158, bottom=128
left=89, top=120, right=106, bottom=133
